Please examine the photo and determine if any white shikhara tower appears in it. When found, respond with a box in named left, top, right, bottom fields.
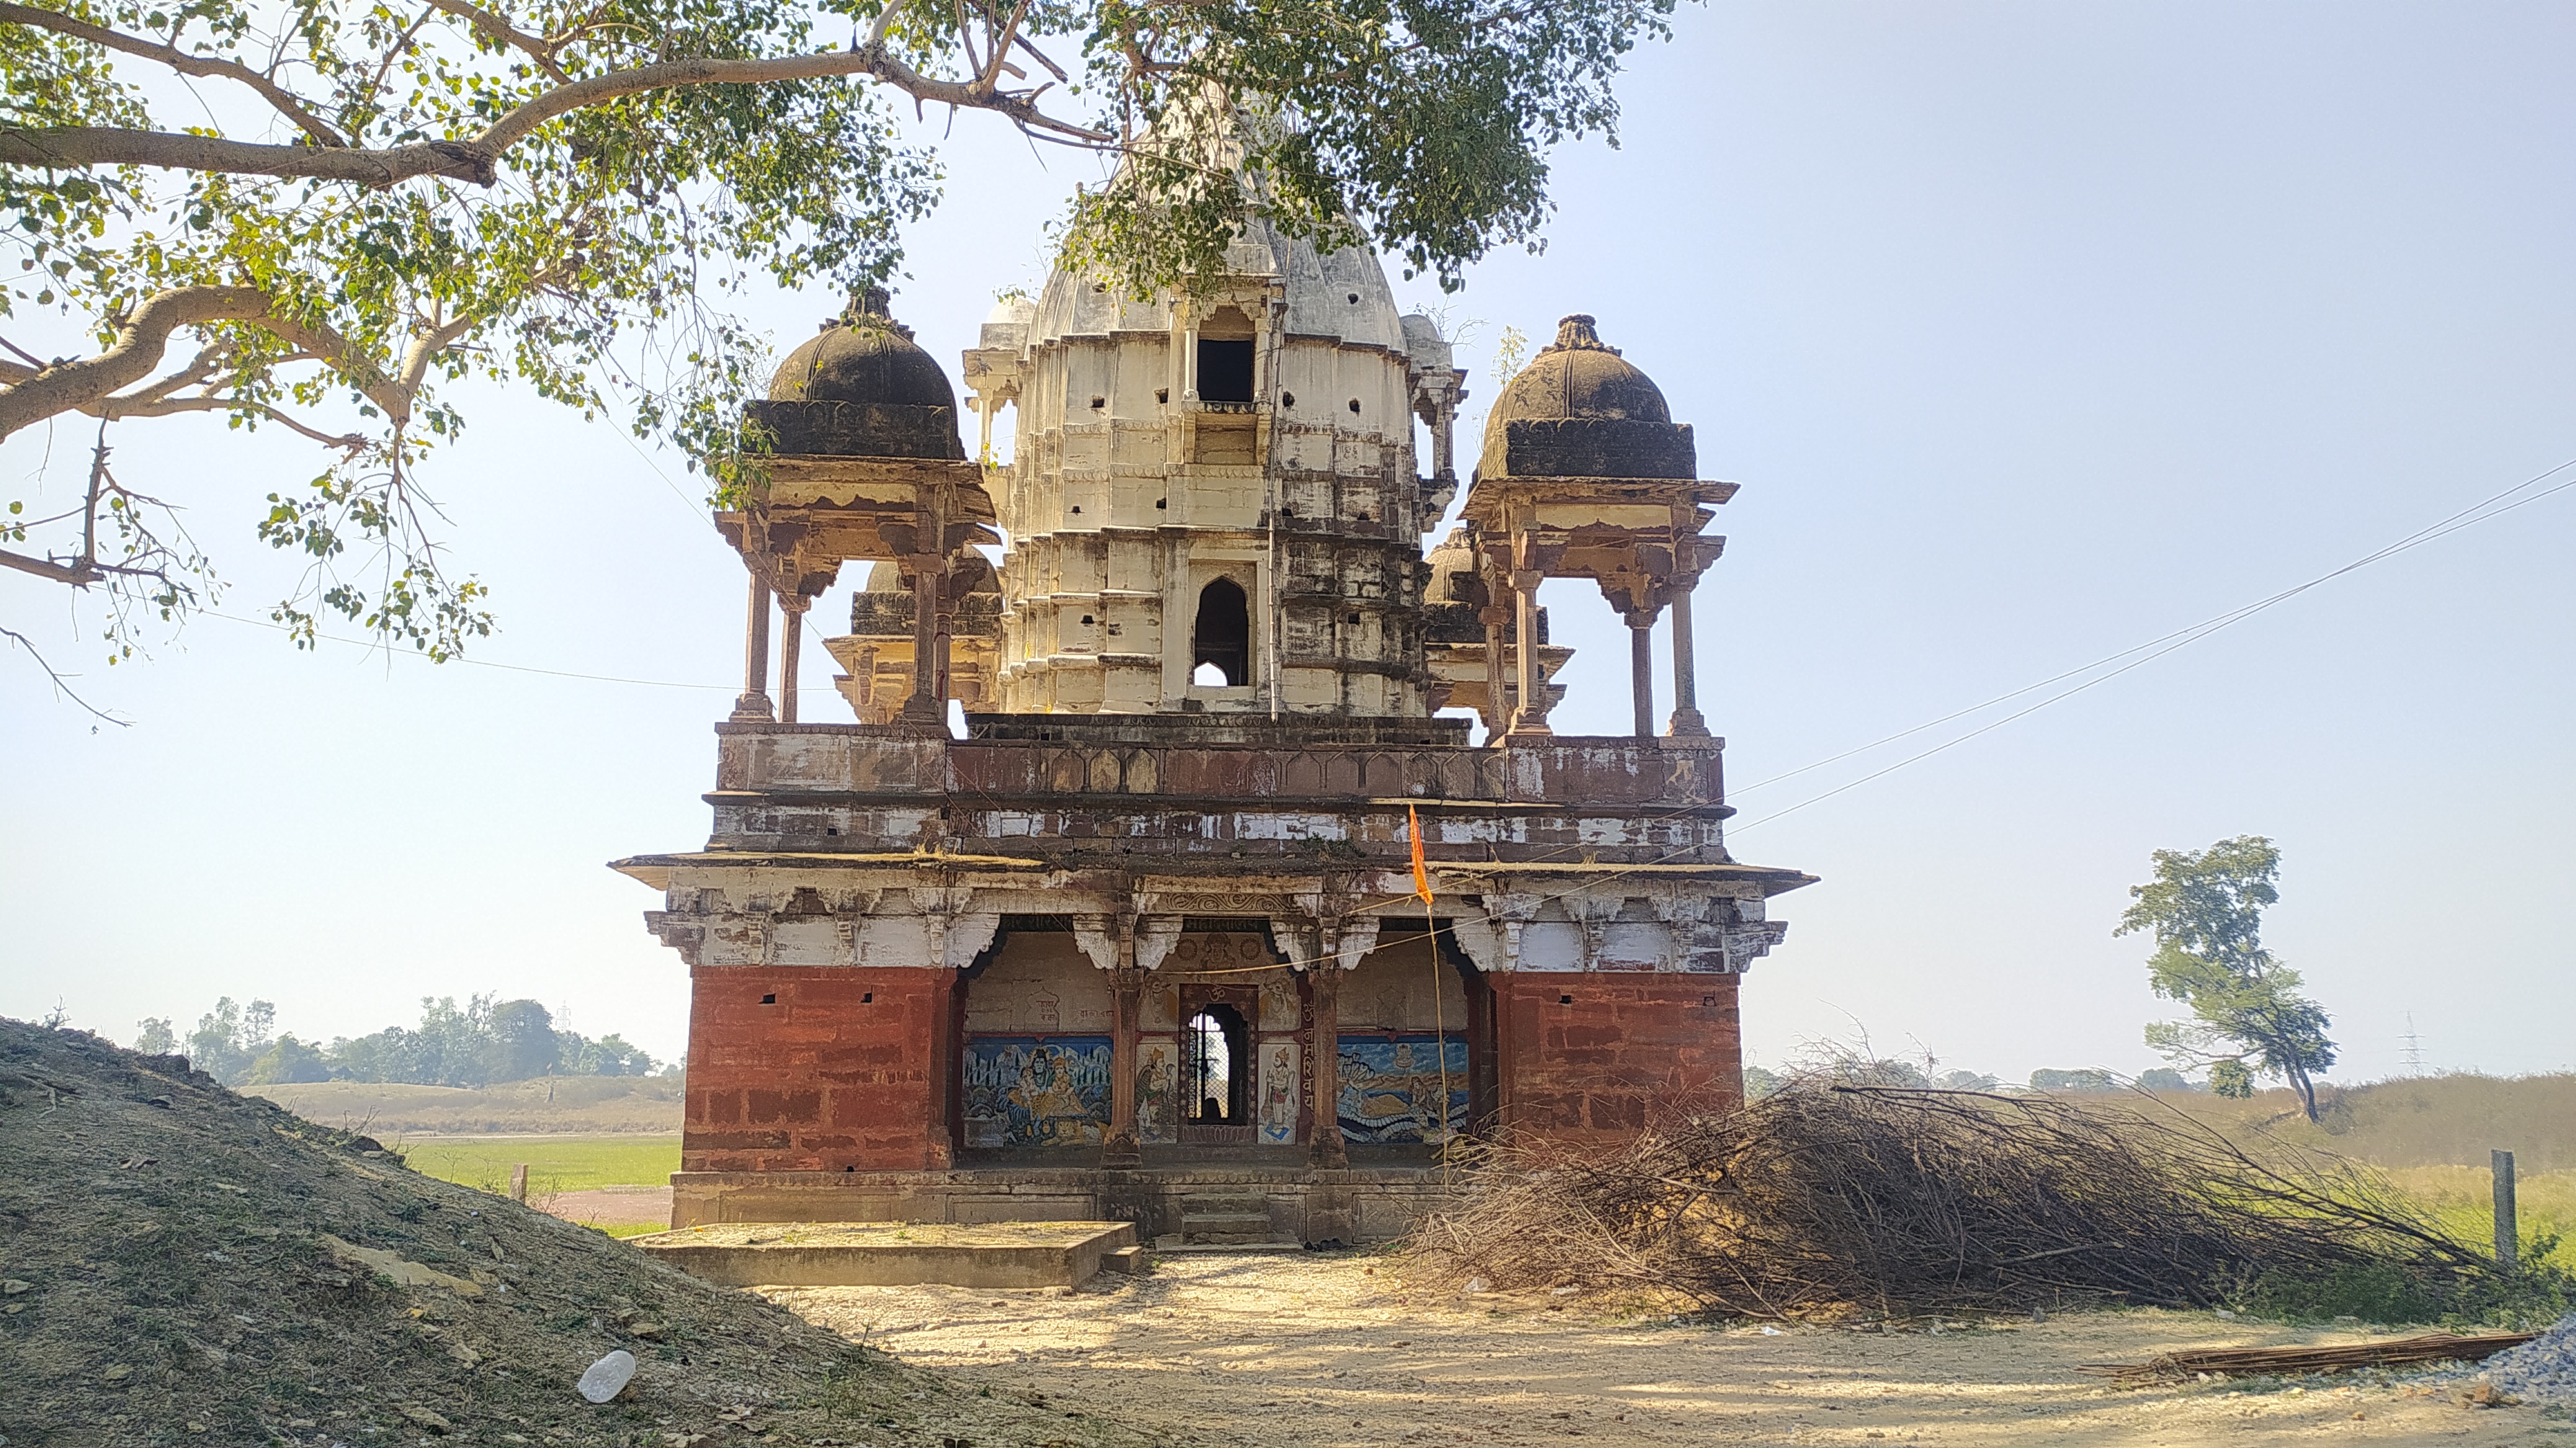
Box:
left=960, top=226, right=1467, bottom=716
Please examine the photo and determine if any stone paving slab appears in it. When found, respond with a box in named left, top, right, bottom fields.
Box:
left=631, top=1219, right=1137, bottom=1289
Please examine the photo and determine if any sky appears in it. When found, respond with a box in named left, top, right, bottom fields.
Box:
left=5, top=0, right=2573, bottom=1085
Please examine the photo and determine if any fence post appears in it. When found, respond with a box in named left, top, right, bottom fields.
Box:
left=2493, top=1148, right=2518, bottom=1272
left=511, top=1163, right=529, bottom=1205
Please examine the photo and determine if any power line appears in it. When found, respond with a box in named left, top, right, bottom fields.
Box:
left=1725, top=453, right=2576, bottom=832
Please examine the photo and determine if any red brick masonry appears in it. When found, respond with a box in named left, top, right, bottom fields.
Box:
left=1490, top=974, right=1743, bottom=1138
left=685, top=965, right=957, bottom=1172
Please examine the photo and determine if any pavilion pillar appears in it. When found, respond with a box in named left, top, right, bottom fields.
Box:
left=1667, top=586, right=1709, bottom=738
left=730, top=573, right=776, bottom=722
left=777, top=595, right=808, bottom=725
left=1507, top=568, right=1552, bottom=737
left=1627, top=614, right=1656, bottom=738
left=900, top=557, right=946, bottom=730
left=1477, top=557, right=1512, bottom=743
left=1306, top=962, right=1350, bottom=1169
left=1105, top=955, right=1143, bottom=1167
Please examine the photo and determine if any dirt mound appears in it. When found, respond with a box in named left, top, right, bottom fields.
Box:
left=0, top=1018, right=1173, bottom=1447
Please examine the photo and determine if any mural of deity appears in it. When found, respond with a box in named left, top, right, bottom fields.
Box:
left=1335, top=1034, right=1468, bottom=1144
left=1136, top=1038, right=1180, bottom=1145
left=1258, top=1042, right=1300, bottom=1144
left=961, top=1036, right=1111, bottom=1149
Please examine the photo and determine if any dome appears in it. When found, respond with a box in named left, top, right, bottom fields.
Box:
left=1025, top=219, right=1406, bottom=352
left=862, top=555, right=999, bottom=593
left=1484, top=315, right=1669, bottom=429
left=1401, top=313, right=1454, bottom=371
left=769, top=289, right=959, bottom=409
left=1423, top=526, right=1486, bottom=604
left=1475, top=314, right=1695, bottom=482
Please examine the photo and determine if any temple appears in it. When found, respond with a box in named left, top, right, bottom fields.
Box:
left=612, top=232, right=1815, bottom=1243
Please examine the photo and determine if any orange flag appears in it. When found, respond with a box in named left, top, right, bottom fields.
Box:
left=1408, top=803, right=1435, bottom=906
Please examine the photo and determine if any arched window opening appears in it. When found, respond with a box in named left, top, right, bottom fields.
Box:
left=1192, top=578, right=1250, bottom=687
left=1184, top=1005, right=1250, bottom=1125
left=1196, top=307, right=1256, bottom=404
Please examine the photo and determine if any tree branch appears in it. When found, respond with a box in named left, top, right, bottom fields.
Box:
left=419, top=0, right=572, bottom=83
left=0, top=2, right=350, bottom=148
left=0, top=285, right=272, bottom=441
left=0, top=546, right=98, bottom=584
left=1, top=625, right=128, bottom=726
left=94, top=394, right=370, bottom=450
left=0, top=44, right=1114, bottom=185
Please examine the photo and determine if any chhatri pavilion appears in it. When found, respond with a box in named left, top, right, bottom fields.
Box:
left=612, top=231, right=1813, bottom=1243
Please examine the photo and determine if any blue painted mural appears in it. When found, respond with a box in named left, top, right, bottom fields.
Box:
left=1336, top=1034, right=1468, bottom=1143
left=961, top=1036, right=1112, bottom=1149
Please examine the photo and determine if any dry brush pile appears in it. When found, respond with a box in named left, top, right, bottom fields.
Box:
left=1406, top=1080, right=2521, bottom=1322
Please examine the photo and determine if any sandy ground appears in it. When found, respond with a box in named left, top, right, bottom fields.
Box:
left=766, top=1253, right=2570, bottom=1447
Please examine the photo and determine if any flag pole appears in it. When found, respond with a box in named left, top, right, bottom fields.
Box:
left=1411, top=804, right=1452, bottom=1188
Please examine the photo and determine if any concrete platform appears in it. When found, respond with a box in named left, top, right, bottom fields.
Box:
left=628, top=1220, right=1137, bottom=1289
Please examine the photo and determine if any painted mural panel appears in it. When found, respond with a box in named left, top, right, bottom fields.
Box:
left=1336, top=1034, right=1468, bottom=1144
left=962, top=1036, right=1111, bottom=1150
left=1258, top=977, right=1302, bottom=1031
left=1256, top=1040, right=1301, bottom=1145
left=1136, top=1035, right=1181, bottom=1145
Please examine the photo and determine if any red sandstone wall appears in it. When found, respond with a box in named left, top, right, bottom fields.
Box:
left=683, top=965, right=955, bottom=1172
left=1491, top=974, right=1743, bottom=1139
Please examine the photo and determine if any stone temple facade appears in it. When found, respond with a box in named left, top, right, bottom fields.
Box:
left=613, top=237, right=1814, bottom=1243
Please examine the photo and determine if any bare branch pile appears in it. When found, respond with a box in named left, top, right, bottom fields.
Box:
left=1405, top=1081, right=2499, bottom=1320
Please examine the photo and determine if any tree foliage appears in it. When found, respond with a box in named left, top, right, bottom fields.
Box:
left=2117, top=834, right=2337, bottom=1123
left=1, top=0, right=1678, bottom=702
left=133, top=991, right=664, bottom=1086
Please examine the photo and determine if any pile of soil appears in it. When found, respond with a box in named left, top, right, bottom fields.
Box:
left=0, top=1018, right=1173, bottom=1447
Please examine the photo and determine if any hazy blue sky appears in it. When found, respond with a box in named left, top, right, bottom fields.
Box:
left=6, top=1, right=2571, bottom=1084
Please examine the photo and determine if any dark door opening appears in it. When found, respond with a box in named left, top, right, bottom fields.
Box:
left=1195, top=306, right=1256, bottom=403
left=1179, top=995, right=1256, bottom=1146
left=1192, top=578, right=1251, bottom=687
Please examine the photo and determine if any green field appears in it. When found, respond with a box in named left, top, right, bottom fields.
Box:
left=2382, top=1165, right=2576, bottom=1266
left=398, top=1134, right=679, bottom=1197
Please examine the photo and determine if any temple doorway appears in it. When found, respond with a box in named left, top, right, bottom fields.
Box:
left=1179, top=987, right=1256, bottom=1145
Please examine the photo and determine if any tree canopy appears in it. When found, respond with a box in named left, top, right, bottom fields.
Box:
left=1, top=0, right=1680, bottom=704
left=135, top=991, right=665, bottom=1087
left=2117, top=834, right=2337, bottom=1121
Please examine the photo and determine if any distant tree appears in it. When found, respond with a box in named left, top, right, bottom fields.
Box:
left=484, top=998, right=561, bottom=1083
left=2118, top=834, right=2336, bottom=1123
left=560, top=1032, right=656, bottom=1077
left=2137, top=1067, right=2202, bottom=1094
left=1933, top=1069, right=2002, bottom=1092
left=183, top=995, right=276, bottom=1085
left=328, top=993, right=497, bottom=1087
left=244, top=1033, right=332, bottom=1085
left=2028, top=1068, right=2119, bottom=1093
left=1741, top=1065, right=1782, bottom=1101
left=131, top=1016, right=175, bottom=1055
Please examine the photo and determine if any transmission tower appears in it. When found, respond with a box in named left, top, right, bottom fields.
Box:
left=2401, top=1013, right=2425, bottom=1076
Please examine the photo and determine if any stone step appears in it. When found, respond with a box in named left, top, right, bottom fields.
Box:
left=1180, top=1212, right=1273, bottom=1236
left=1180, top=1196, right=1268, bottom=1215
left=1182, top=1229, right=1279, bottom=1245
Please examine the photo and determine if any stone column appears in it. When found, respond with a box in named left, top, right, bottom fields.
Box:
left=1307, top=962, right=1349, bottom=1168
left=730, top=572, right=776, bottom=722
left=900, top=557, right=945, bottom=730
left=1667, top=586, right=1710, bottom=738
left=1627, top=614, right=1656, bottom=738
left=777, top=594, right=809, bottom=725
left=1507, top=568, right=1552, bottom=737
left=1105, top=959, right=1143, bottom=1167
left=1478, top=558, right=1512, bottom=742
